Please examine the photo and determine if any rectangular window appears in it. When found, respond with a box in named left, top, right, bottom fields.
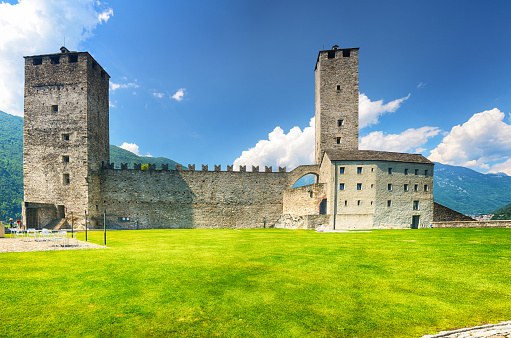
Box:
left=336, top=137, right=341, bottom=144
left=50, top=56, right=60, bottom=64
left=357, top=183, right=362, bottom=190
left=388, top=184, right=392, bottom=191
left=62, top=155, right=69, bottom=163
left=424, top=185, right=429, bottom=191
left=339, top=183, right=345, bottom=190
left=357, top=200, right=361, bottom=206
left=33, top=57, right=43, bottom=65
left=69, top=54, right=78, bottom=63
left=336, top=85, right=341, bottom=91
left=342, top=49, right=351, bottom=57
left=405, top=169, right=409, bottom=175
left=357, top=167, right=362, bottom=174
left=425, top=170, right=429, bottom=176
left=339, top=167, right=345, bottom=174
left=63, top=174, right=70, bottom=185
left=328, top=50, right=335, bottom=59
left=415, top=169, right=419, bottom=175
left=414, top=184, right=419, bottom=191
left=344, top=200, right=348, bottom=206
left=387, top=200, right=392, bottom=207
left=51, top=105, right=58, bottom=112
left=62, top=133, right=70, bottom=141
left=404, top=184, right=409, bottom=191
left=338, top=119, right=344, bottom=126
left=413, top=201, right=420, bottom=210
left=388, top=168, right=393, bottom=175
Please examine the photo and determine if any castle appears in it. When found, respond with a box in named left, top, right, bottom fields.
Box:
left=22, top=45, right=435, bottom=230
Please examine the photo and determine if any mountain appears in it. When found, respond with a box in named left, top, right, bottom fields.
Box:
left=0, top=111, right=23, bottom=221
left=1, top=110, right=511, bottom=217
left=491, top=202, right=511, bottom=220
left=433, top=162, right=511, bottom=215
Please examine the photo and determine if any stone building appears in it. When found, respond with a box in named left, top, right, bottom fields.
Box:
left=22, top=45, right=436, bottom=230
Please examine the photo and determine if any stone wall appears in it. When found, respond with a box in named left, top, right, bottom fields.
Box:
left=283, top=183, right=326, bottom=215
left=433, top=202, right=474, bottom=222
left=432, top=220, right=511, bottom=228
left=98, top=168, right=297, bottom=229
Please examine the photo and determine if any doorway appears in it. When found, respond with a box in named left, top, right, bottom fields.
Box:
left=412, top=215, right=420, bottom=229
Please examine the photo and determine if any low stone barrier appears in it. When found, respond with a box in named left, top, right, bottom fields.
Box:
left=432, top=220, right=511, bottom=228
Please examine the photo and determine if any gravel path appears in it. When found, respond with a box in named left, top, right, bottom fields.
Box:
left=0, top=236, right=108, bottom=253
left=421, top=321, right=511, bottom=337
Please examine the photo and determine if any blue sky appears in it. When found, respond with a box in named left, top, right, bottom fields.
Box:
left=1, top=0, right=511, bottom=174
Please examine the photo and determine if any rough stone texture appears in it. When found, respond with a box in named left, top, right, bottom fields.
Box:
left=432, top=220, right=511, bottom=228
left=315, top=46, right=359, bottom=165
left=283, top=183, right=326, bottom=215
left=433, top=202, right=474, bottom=222
left=23, top=50, right=109, bottom=227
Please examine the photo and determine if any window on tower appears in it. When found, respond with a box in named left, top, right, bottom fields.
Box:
left=69, top=54, right=78, bottom=63
left=336, top=137, right=341, bottom=144
left=51, top=105, right=58, bottom=112
left=33, top=58, right=42, bottom=65
left=50, top=56, right=60, bottom=64
left=343, top=49, right=351, bottom=57
left=327, top=50, right=335, bottom=59
left=336, top=85, right=341, bottom=91
left=63, top=174, right=70, bottom=185
left=338, top=119, right=344, bottom=127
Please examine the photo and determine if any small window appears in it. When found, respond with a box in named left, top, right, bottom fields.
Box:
left=33, top=58, right=43, bottom=65
left=371, top=201, right=373, bottom=205
left=405, top=169, right=409, bottom=175
left=357, top=183, right=362, bottom=190
left=388, top=184, right=392, bottom=191
left=424, top=185, right=429, bottom=192
left=52, top=105, right=58, bottom=112
left=69, top=54, right=78, bottom=63
left=336, top=137, right=341, bottom=144
left=63, top=174, right=70, bottom=185
left=357, top=167, right=362, bottom=174
left=344, top=200, right=348, bottom=206
left=62, top=133, right=70, bottom=141
left=338, top=119, right=344, bottom=127
left=415, top=169, right=419, bottom=175
left=62, top=155, right=69, bottom=163
left=342, top=49, right=351, bottom=58
left=371, top=184, right=374, bottom=188
left=425, top=170, right=429, bottom=176
left=357, top=200, right=361, bottom=206
left=339, top=183, right=345, bottom=190
left=388, top=168, right=393, bottom=175
left=414, top=184, right=419, bottom=191
left=327, top=50, right=335, bottom=59
left=413, top=201, right=420, bottom=210
left=50, top=56, right=60, bottom=64
left=404, top=184, right=409, bottom=191
left=339, top=167, right=345, bottom=174
left=387, top=200, right=392, bottom=207
left=336, top=85, right=341, bottom=91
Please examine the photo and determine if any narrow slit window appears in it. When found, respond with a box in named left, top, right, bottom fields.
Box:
left=424, top=185, right=429, bottom=191
left=357, top=183, right=362, bottom=190
left=404, top=184, right=409, bottom=191
left=414, top=184, right=419, bottom=191
left=338, top=119, right=344, bottom=127
left=388, top=184, right=392, bottom=191
left=336, top=85, right=341, bottom=91
left=63, top=174, right=70, bottom=185
left=357, top=200, right=361, bottom=206
left=344, top=200, right=348, bottom=206
left=388, top=168, right=393, bottom=175
left=387, top=200, right=392, bottom=207
left=336, top=137, right=341, bottom=144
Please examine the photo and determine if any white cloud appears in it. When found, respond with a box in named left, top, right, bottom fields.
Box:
left=119, top=142, right=140, bottom=155
left=489, top=159, right=511, bottom=176
left=233, top=117, right=315, bottom=170
left=359, top=93, right=410, bottom=128
left=429, top=108, right=511, bottom=171
left=109, top=100, right=116, bottom=108
left=359, top=126, right=440, bottom=153
left=0, top=0, right=113, bottom=116
left=171, top=88, right=185, bottom=101
left=152, top=92, right=164, bottom=99
left=417, top=82, right=427, bottom=88
left=110, top=81, right=139, bottom=92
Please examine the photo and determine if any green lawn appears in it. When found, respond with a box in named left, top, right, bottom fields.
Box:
left=1, top=228, right=510, bottom=337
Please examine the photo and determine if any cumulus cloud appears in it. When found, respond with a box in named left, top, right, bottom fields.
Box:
left=152, top=92, right=164, bottom=99
left=429, top=108, right=511, bottom=171
left=171, top=88, right=185, bottom=101
left=110, top=81, right=139, bottom=92
left=0, top=0, right=113, bottom=116
left=119, top=142, right=140, bottom=155
left=233, top=117, right=315, bottom=170
left=359, top=127, right=440, bottom=153
left=359, top=93, right=410, bottom=128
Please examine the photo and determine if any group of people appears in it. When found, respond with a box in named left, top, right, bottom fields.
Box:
left=8, top=218, right=21, bottom=228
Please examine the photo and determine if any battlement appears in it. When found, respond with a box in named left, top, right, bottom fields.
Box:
left=103, top=163, right=287, bottom=173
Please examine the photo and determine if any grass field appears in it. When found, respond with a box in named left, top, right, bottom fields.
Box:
left=1, top=228, right=510, bottom=337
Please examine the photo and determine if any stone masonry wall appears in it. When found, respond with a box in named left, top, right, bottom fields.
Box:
left=283, top=183, right=326, bottom=216
left=98, top=168, right=295, bottom=229
left=432, top=220, right=511, bottom=228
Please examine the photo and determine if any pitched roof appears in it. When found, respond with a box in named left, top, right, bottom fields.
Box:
left=324, top=150, right=434, bottom=164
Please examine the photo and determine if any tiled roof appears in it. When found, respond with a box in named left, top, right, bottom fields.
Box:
left=324, top=150, right=434, bottom=164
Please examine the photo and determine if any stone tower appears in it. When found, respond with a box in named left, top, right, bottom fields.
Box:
left=315, top=45, right=359, bottom=164
left=23, top=47, right=109, bottom=225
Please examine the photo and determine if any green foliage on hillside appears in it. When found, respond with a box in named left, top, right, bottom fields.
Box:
left=491, top=202, right=511, bottom=220
left=109, top=145, right=183, bottom=169
left=0, top=111, right=23, bottom=222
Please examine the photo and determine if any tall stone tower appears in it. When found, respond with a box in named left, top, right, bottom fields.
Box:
left=315, top=45, right=359, bottom=164
left=23, top=47, right=109, bottom=226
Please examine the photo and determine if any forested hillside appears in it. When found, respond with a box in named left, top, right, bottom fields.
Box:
left=0, top=111, right=23, bottom=221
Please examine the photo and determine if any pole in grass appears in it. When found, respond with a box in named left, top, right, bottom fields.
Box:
left=103, top=210, right=106, bottom=246
left=84, top=210, right=88, bottom=242
left=71, top=211, right=74, bottom=237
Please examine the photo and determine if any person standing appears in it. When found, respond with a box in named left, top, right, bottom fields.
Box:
left=9, top=218, right=13, bottom=228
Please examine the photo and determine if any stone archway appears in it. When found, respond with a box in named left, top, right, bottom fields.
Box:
left=287, top=165, right=320, bottom=189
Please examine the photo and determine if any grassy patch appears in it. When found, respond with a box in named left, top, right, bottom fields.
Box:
left=1, top=228, right=510, bottom=337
